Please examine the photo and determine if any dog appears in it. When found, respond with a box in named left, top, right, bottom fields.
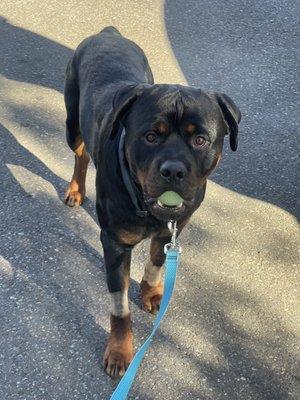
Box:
left=63, top=26, right=241, bottom=378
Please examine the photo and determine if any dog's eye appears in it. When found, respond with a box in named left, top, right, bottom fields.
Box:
left=193, top=136, right=206, bottom=148
left=145, top=132, right=158, bottom=143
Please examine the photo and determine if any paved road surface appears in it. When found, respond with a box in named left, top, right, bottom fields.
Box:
left=0, top=1, right=298, bottom=399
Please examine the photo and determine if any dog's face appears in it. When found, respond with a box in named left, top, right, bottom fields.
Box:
left=110, top=84, right=241, bottom=221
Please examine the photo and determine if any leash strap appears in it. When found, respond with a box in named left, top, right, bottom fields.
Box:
left=110, top=247, right=180, bottom=400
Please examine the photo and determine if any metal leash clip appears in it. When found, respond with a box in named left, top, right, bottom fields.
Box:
left=164, top=220, right=182, bottom=254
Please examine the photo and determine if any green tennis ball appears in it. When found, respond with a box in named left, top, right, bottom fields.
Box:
left=158, top=191, right=183, bottom=206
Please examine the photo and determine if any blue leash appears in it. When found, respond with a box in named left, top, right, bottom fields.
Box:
left=110, top=221, right=181, bottom=400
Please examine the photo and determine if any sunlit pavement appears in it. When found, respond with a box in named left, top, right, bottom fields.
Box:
left=0, top=1, right=298, bottom=399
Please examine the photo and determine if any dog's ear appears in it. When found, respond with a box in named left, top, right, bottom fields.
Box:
left=101, top=84, right=146, bottom=140
left=209, top=92, right=241, bottom=151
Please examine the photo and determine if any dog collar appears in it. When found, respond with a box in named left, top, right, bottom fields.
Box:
left=118, top=128, right=149, bottom=217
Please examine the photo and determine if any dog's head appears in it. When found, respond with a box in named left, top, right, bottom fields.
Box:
left=106, top=84, right=241, bottom=220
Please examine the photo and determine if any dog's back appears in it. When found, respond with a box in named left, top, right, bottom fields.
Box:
left=65, top=26, right=153, bottom=157
left=76, top=27, right=153, bottom=93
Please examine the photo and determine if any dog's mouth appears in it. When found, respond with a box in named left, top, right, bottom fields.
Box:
left=144, top=192, right=195, bottom=220
left=156, top=199, right=184, bottom=210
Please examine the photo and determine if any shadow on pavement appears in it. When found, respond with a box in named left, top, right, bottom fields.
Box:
left=0, top=122, right=116, bottom=398
left=164, top=0, right=298, bottom=218
left=0, top=16, right=70, bottom=93
left=156, top=278, right=296, bottom=400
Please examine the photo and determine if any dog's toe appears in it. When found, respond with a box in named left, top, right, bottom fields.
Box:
left=140, top=280, right=163, bottom=314
left=104, top=349, right=131, bottom=379
left=150, top=294, right=161, bottom=313
left=64, top=187, right=84, bottom=207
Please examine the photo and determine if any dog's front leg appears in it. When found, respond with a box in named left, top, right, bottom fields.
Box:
left=140, top=234, right=168, bottom=314
left=100, top=231, right=133, bottom=378
left=141, top=223, right=186, bottom=313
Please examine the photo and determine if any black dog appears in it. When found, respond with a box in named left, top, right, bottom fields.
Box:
left=64, top=26, right=241, bottom=378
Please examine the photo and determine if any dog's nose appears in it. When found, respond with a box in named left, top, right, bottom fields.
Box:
left=160, top=160, right=187, bottom=183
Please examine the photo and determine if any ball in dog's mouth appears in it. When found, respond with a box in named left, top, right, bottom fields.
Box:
left=156, top=191, right=184, bottom=209
left=144, top=191, right=195, bottom=220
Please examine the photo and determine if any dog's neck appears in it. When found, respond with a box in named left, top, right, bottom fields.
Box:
left=118, top=128, right=149, bottom=217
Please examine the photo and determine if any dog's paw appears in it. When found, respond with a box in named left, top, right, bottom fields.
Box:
left=140, top=279, right=163, bottom=314
left=103, top=341, right=133, bottom=378
left=64, top=185, right=85, bottom=207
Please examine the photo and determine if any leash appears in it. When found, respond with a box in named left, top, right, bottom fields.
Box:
left=110, top=220, right=181, bottom=400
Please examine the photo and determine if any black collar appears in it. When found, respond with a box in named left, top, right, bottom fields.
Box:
left=118, top=129, right=149, bottom=217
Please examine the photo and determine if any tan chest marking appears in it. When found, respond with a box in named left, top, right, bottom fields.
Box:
left=118, top=230, right=144, bottom=246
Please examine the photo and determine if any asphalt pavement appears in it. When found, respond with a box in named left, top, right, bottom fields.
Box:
left=0, top=1, right=298, bottom=399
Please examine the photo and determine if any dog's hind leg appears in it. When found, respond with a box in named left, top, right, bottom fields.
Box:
left=64, top=59, right=90, bottom=207
left=64, top=142, right=90, bottom=206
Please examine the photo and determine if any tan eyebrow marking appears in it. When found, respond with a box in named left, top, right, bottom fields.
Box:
left=186, top=123, right=196, bottom=134
left=155, top=122, right=168, bottom=134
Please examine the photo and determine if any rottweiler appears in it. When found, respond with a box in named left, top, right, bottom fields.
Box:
left=63, top=26, right=241, bottom=378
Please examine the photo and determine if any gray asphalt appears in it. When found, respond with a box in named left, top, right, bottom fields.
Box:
left=0, top=1, right=299, bottom=400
